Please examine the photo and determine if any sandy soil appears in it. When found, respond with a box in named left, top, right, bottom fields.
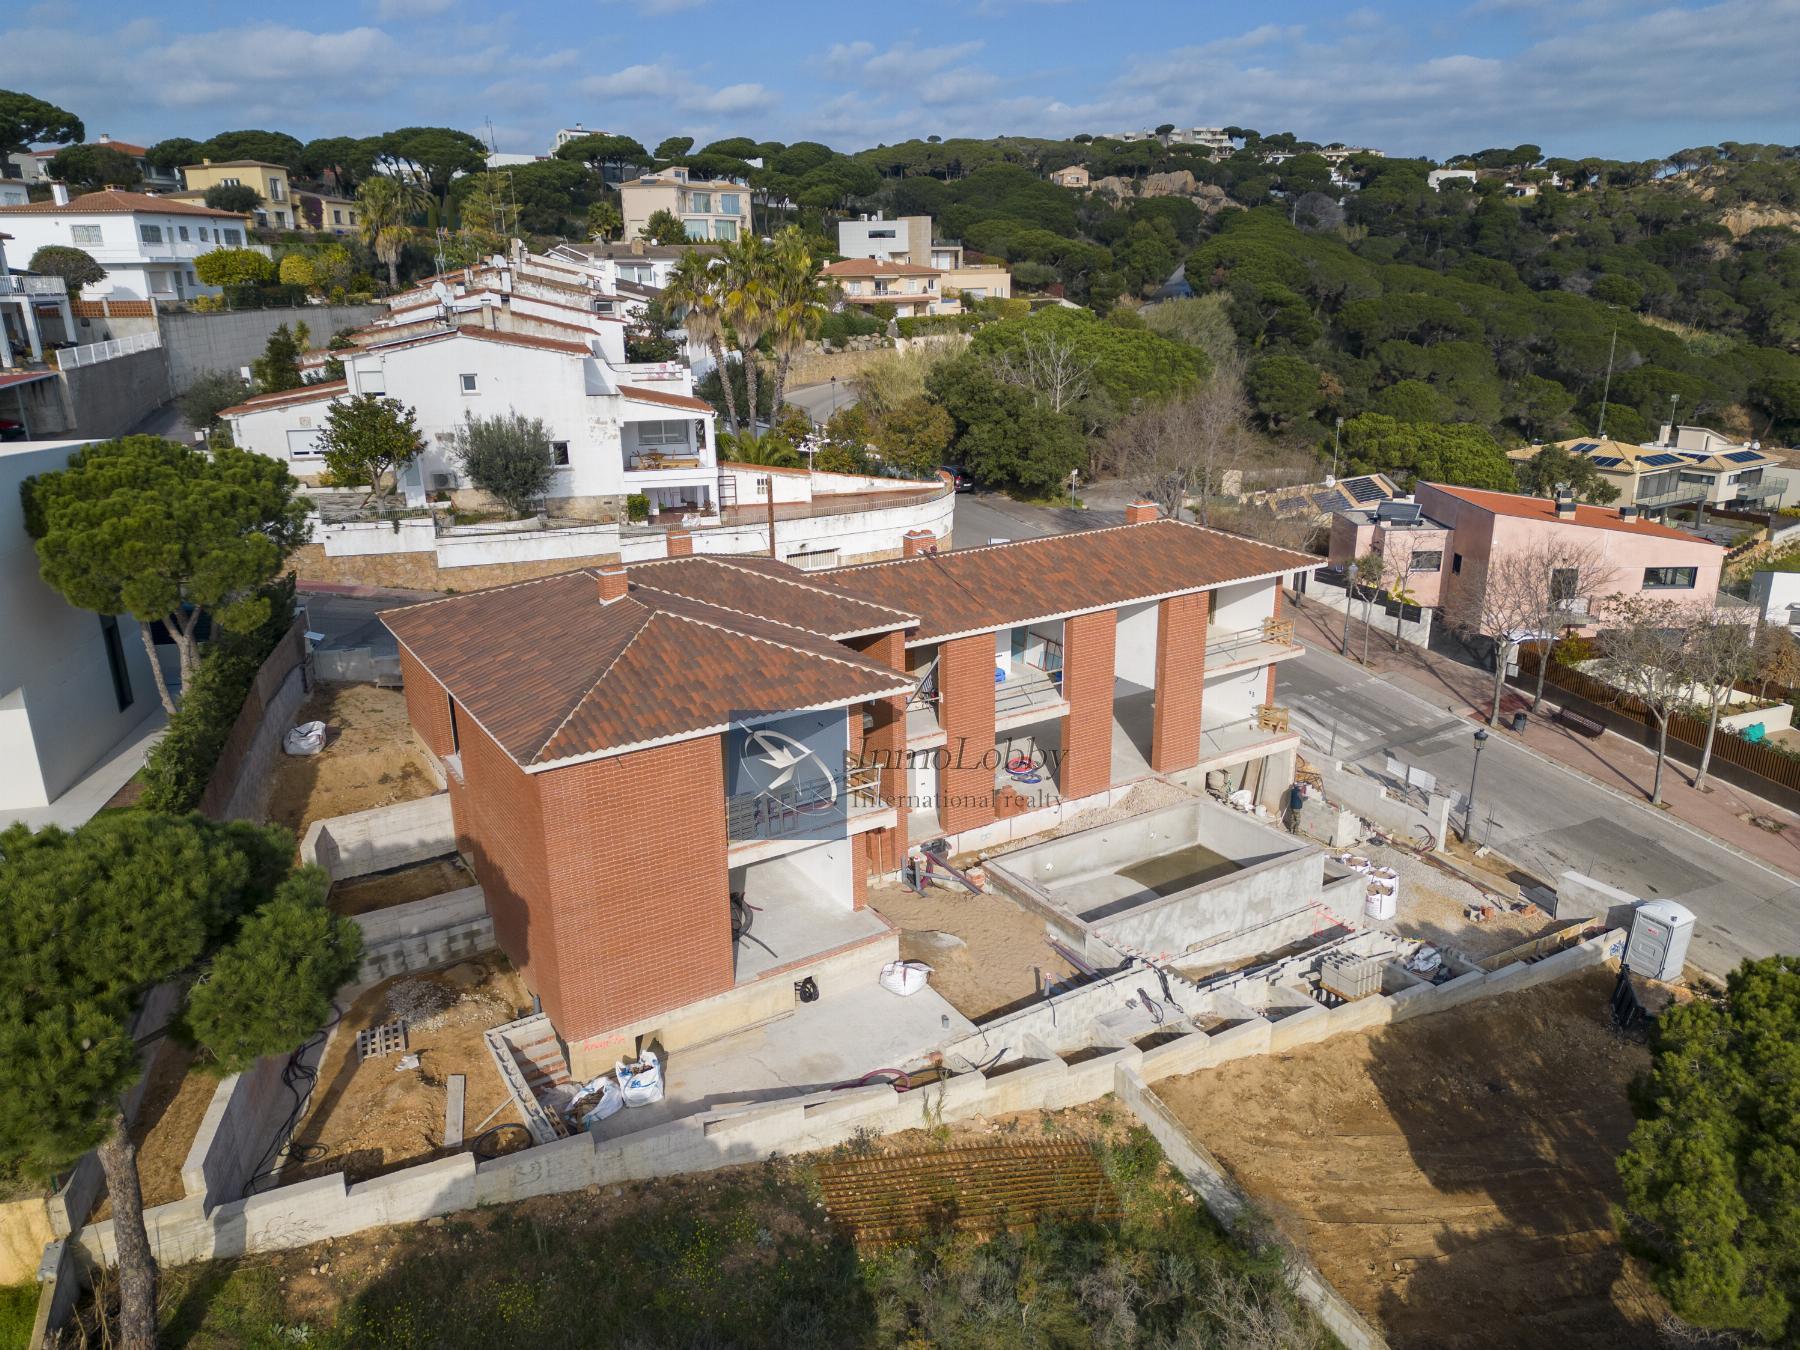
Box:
left=283, top=958, right=531, bottom=1185
left=95, top=1043, right=221, bottom=1218
left=867, top=879, right=1073, bottom=1021
left=1356, top=838, right=1558, bottom=961
left=1156, top=969, right=1668, bottom=1348
left=265, top=685, right=437, bottom=838
left=329, top=858, right=473, bottom=917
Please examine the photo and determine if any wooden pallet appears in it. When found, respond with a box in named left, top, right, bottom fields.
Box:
left=356, top=1019, right=408, bottom=1062
left=816, top=1140, right=1120, bottom=1247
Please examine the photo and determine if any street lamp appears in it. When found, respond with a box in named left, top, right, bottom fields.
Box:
left=1463, top=727, right=1490, bottom=843
left=829, top=375, right=839, bottom=419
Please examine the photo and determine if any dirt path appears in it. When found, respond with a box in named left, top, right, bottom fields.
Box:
left=266, top=684, right=437, bottom=838
left=95, top=1044, right=219, bottom=1218
left=1156, top=970, right=1668, bottom=1348
left=330, top=858, right=473, bottom=916
left=867, top=880, right=1072, bottom=1021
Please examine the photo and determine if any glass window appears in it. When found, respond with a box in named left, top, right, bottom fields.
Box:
left=199, top=227, right=210, bottom=241
left=71, top=224, right=102, bottom=244
left=638, top=420, right=688, bottom=446
left=332, top=210, right=342, bottom=224
left=683, top=218, right=708, bottom=240
left=1451, top=553, right=1462, bottom=574
left=712, top=219, right=737, bottom=241
left=551, top=441, right=570, bottom=466
left=1643, top=566, right=1697, bottom=590
left=139, top=224, right=163, bottom=243
left=224, top=228, right=243, bottom=245
left=222, top=176, right=239, bottom=186
left=688, top=191, right=711, bottom=213
left=359, top=367, right=385, bottom=395
left=719, top=193, right=740, bottom=215
left=1409, top=550, right=1443, bottom=572
left=177, top=225, right=189, bottom=241
left=459, top=373, right=478, bottom=394
left=869, top=228, right=896, bottom=239
left=1550, top=568, right=1579, bottom=602
left=286, top=429, right=325, bottom=458
left=98, top=615, right=133, bottom=712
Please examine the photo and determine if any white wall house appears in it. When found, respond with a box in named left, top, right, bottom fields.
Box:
left=0, top=441, right=159, bottom=812
left=223, top=324, right=719, bottom=518
left=0, top=188, right=260, bottom=302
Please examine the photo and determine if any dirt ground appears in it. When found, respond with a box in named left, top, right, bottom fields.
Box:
left=283, top=958, right=532, bottom=1186
left=1156, top=969, right=1669, bottom=1348
left=265, top=684, right=437, bottom=838
left=95, top=1043, right=221, bottom=1218
left=1357, top=838, right=1558, bottom=961
left=867, top=879, right=1073, bottom=1021
left=329, top=857, right=473, bottom=917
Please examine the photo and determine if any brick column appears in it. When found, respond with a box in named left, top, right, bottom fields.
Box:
left=1125, top=500, right=1159, bottom=523
left=851, top=833, right=868, bottom=910
left=1059, top=608, right=1117, bottom=801
left=1266, top=586, right=1282, bottom=705
left=1152, top=591, right=1208, bottom=773
left=937, top=633, right=997, bottom=835
left=856, top=630, right=908, bottom=871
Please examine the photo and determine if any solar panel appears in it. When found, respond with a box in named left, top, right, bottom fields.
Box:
left=1343, top=475, right=1387, bottom=503
left=1571, top=441, right=1600, bottom=453
left=1590, top=456, right=1623, bottom=468
left=1641, top=453, right=1681, bottom=466
left=1725, top=449, right=1763, bottom=463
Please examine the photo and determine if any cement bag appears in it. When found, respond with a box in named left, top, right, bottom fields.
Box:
left=615, top=1050, right=664, bottom=1107
left=1364, top=883, right=1397, bottom=921
left=283, top=721, right=327, bottom=756
left=880, top=960, right=933, bottom=997
left=579, top=1078, right=624, bottom=1127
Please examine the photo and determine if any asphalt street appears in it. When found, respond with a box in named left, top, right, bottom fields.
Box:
left=1278, top=644, right=1800, bottom=977
left=298, top=591, right=405, bottom=655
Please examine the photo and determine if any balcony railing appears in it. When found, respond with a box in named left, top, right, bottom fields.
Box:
left=0, top=276, right=66, bottom=297
left=725, top=760, right=885, bottom=841
left=625, top=449, right=706, bottom=472
left=55, top=331, right=160, bottom=369
left=1732, top=475, right=1787, bottom=504
left=1635, top=482, right=1707, bottom=509
left=1205, top=616, right=1299, bottom=661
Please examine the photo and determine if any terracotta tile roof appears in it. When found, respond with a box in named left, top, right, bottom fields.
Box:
left=817, top=517, right=1315, bottom=643
left=1421, top=483, right=1721, bottom=544
left=823, top=259, right=943, bottom=278
left=628, top=556, right=915, bottom=639
left=219, top=379, right=346, bottom=418
left=360, top=325, right=594, bottom=358
left=180, top=159, right=285, bottom=170
left=380, top=567, right=910, bottom=768
left=0, top=189, right=249, bottom=219
left=620, top=384, right=713, bottom=414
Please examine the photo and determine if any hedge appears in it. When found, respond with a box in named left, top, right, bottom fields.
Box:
left=140, top=579, right=296, bottom=813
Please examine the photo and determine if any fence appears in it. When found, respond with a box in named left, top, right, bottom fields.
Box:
left=1516, top=649, right=1800, bottom=809
left=53, top=330, right=161, bottom=369
left=313, top=646, right=402, bottom=685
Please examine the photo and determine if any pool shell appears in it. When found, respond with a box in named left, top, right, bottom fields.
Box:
left=983, top=796, right=1327, bottom=966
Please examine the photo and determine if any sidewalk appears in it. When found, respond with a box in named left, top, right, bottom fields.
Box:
left=1287, top=591, right=1800, bottom=880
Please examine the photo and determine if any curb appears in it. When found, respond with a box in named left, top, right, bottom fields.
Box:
left=1294, top=635, right=1800, bottom=890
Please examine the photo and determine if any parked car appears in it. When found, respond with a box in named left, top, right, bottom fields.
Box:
left=939, top=464, right=974, bottom=493
left=0, top=419, right=26, bottom=442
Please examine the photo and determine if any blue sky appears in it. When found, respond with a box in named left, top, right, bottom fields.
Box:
left=4, top=0, right=1796, bottom=162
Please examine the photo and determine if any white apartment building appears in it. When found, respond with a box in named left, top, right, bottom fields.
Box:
left=223, top=322, right=719, bottom=519
left=0, top=232, right=75, bottom=368
left=0, top=187, right=259, bottom=302
left=619, top=166, right=750, bottom=243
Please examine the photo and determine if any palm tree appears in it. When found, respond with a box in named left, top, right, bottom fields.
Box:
left=721, top=430, right=802, bottom=469
left=721, top=234, right=775, bottom=434
left=764, top=226, right=830, bottom=416
left=356, top=176, right=426, bottom=290
left=663, top=251, right=739, bottom=436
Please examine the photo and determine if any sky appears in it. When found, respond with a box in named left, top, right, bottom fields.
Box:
left=3, top=0, right=1797, bottom=163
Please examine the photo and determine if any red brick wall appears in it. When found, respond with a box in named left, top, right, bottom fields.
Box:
left=398, top=646, right=453, bottom=759
left=851, top=833, right=868, bottom=910
left=1266, top=586, right=1282, bottom=705
left=850, top=629, right=908, bottom=870
left=1059, top=608, right=1117, bottom=800
left=452, top=709, right=558, bottom=1017
left=1152, top=591, right=1209, bottom=773
left=938, top=633, right=997, bottom=834
left=535, top=736, right=733, bottom=1041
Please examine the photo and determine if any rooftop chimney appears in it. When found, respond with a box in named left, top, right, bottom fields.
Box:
left=1619, top=503, right=1639, bottom=522
left=1554, top=495, right=1576, bottom=520
left=665, top=527, right=692, bottom=557
left=1125, top=500, right=1159, bottom=524
left=50, top=182, right=69, bottom=206
left=902, top=529, right=936, bottom=557
left=597, top=564, right=628, bottom=603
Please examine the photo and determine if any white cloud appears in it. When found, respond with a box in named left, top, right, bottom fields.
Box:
left=822, top=39, right=986, bottom=82
left=689, top=83, right=777, bottom=115
left=579, top=63, right=776, bottom=119
left=599, top=0, right=708, bottom=12
left=374, top=0, right=454, bottom=19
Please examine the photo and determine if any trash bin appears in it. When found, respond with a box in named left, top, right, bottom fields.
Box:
left=1510, top=710, right=1528, bottom=734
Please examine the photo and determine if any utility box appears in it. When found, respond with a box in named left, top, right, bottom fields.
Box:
left=1627, top=900, right=1696, bottom=983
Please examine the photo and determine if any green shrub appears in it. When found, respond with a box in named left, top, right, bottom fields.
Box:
left=0, top=1282, right=38, bottom=1348
left=625, top=493, right=649, bottom=523
left=140, top=579, right=296, bottom=813
left=896, top=311, right=985, bottom=338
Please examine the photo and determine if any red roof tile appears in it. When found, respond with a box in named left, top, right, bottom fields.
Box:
left=620, top=384, right=713, bottom=414
left=629, top=556, right=914, bottom=638
left=823, top=259, right=943, bottom=277
left=0, top=189, right=250, bottom=219
left=218, top=379, right=345, bottom=418
left=1422, top=483, right=1720, bottom=544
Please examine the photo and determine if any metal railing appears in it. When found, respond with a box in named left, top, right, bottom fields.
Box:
left=995, top=667, right=1064, bottom=717
left=1205, top=616, right=1299, bottom=660
left=1732, top=475, right=1787, bottom=504
left=1634, top=482, right=1707, bottom=509
left=0, top=276, right=66, bottom=297
left=725, top=760, right=885, bottom=840
left=54, top=330, right=160, bottom=369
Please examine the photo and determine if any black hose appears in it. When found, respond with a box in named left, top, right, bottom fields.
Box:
left=1137, top=987, right=1166, bottom=1026
left=241, top=1002, right=342, bottom=1198
left=470, top=1122, right=533, bottom=1161
left=1155, top=966, right=1184, bottom=1014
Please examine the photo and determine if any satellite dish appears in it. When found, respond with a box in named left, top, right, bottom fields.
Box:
left=431, top=281, right=454, bottom=305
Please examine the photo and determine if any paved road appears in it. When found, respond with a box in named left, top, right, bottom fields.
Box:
left=1278, top=644, right=1800, bottom=977
left=298, top=591, right=405, bottom=655
left=785, top=379, right=860, bottom=426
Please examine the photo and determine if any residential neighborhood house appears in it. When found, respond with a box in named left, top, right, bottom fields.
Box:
left=619, top=166, right=750, bottom=242
left=0, top=187, right=257, bottom=302
left=0, top=231, right=75, bottom=369
left=5, top=133, right=179, bottom=190
left=1049, top=165, right=1090, bottom=189
left=1516, top=427, right=1791, bottom=517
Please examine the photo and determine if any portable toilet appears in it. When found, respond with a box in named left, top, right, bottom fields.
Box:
left=1626, top=900, right=1696, bottom=982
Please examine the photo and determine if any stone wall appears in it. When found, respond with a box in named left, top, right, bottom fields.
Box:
left=289, top=540, right=624, bottom=592
left=300, top=794, right=457, bottom=882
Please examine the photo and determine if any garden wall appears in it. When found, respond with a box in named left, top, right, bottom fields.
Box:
left=196, top=618, right=309, bottom=822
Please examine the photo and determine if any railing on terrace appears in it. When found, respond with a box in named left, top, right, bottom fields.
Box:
left=710, top=482, right=950, bottom=528
left=0, top=276, right=66, bottom=297
left=1635, top=482, right=1707, bottom=509
left=995, top=667, right=1065, bottom=718
left=1206, top=617, right=1298, bottom=661
left=725, top=760, right=885, bottom=841
left=54, top=330, right=160, bottom=369
left=1733, top=475, right=1787, bottom=504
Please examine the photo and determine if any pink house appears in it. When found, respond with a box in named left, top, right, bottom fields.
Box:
left=1329, top=483, right=1728, bottom=630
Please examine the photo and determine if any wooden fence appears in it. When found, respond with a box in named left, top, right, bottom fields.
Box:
left=1516, top=648, right=1800, bottom=809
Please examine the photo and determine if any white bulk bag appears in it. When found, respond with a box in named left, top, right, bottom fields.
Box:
left=880, top=960, right=933, bottom=997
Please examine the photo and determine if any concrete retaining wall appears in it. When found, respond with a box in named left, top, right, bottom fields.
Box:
left=61, top=346, right=174, bottom=438
left=1313, top=760, right=1453, bottom=848
left=353, top=884, right=495, bottom=983
left=180, top=1053, right=292, bottom=1206
left=300, top=794, right=456, bottom=881
left=196, top=619, right=309, bottom=822
left=160, top=305, right=385, bottom=390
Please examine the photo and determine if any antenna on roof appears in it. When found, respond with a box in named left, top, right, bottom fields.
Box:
left=1595, top=328, right=1617, bottom=439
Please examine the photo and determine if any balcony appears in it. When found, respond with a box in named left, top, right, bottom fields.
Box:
left=725, top=760, right=886, bottom=842
left=1731, top=475, right=1788, bottom=505
left=0, top=276, right=66, bottom=298
left=1197, top=705, right=1297, bottom=765
left=1634, top=481, right=1707, bottom=510
left=1204, top=617, right=1304, bottom=674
